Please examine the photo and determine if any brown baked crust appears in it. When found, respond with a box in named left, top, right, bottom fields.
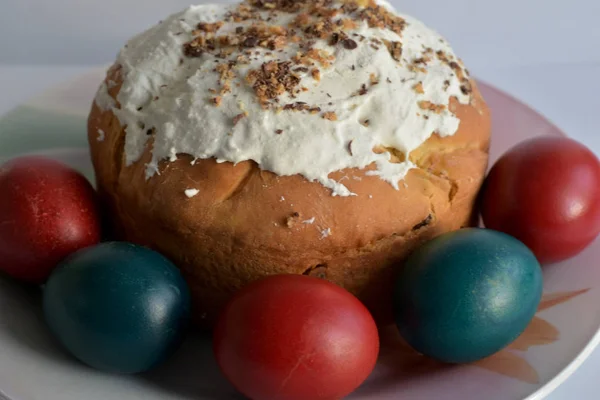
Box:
left=88, top=64, right=491, bottom=327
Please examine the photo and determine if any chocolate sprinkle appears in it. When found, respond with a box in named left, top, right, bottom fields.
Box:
left=184, top=42, right=204, bottom=58
left=342, top=38, right=358, bottom=50
left=330, top=32, right=340, bottom=45
left=243, top=36, right=259, bottom=47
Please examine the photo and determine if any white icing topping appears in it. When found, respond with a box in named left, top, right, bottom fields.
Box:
left=320, top=228, right=332, bottom=239
left=184, top=188, right=200, bottom=198
left=303, top=217, right=316, bottom=224
left=94, top=0, right=471, bottom=196
left=95, top=82, right=116, bottom=110
left=97, top=129, right=105, bottom=142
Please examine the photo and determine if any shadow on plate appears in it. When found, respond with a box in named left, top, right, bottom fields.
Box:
left=0, top=274, right=72, bottom=363
left=140, top=328, right=245, bottom=400
left=353, top=325, right=453, bottom=396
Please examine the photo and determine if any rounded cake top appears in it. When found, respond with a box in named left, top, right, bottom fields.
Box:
left=94, top=0, right=474, bottom=196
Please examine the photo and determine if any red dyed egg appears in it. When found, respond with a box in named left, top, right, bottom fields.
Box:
left=0, top=156, right=101, bottom=283
left=214, top=275, right=379, bottom=400
left=482, top=137, right=600, bottom=264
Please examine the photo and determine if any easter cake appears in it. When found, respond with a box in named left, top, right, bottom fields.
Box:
left=88, top=0, right=491, bottom=326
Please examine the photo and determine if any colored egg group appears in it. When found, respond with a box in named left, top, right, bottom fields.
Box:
left=393, top=228, right=543, bottom=364
left=43, top=242, right=191, bottom=374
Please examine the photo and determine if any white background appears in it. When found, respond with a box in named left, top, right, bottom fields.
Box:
left=1, top=0, right=599, bottom=398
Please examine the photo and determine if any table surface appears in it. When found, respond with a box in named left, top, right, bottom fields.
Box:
left=1, top=0, right=599, bottom=398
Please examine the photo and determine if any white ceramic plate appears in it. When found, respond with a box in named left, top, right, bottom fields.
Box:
left=0, top=68, right=598, bottom=400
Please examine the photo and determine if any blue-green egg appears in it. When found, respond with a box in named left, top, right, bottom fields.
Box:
left=43, top=242, right=191, bottom=373
left=393, top=228, right=543, bottom=364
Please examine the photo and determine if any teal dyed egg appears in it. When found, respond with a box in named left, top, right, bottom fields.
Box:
left=393, top=228, right=543, bottom=364
left=43, top=242, right=191, bottom=373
